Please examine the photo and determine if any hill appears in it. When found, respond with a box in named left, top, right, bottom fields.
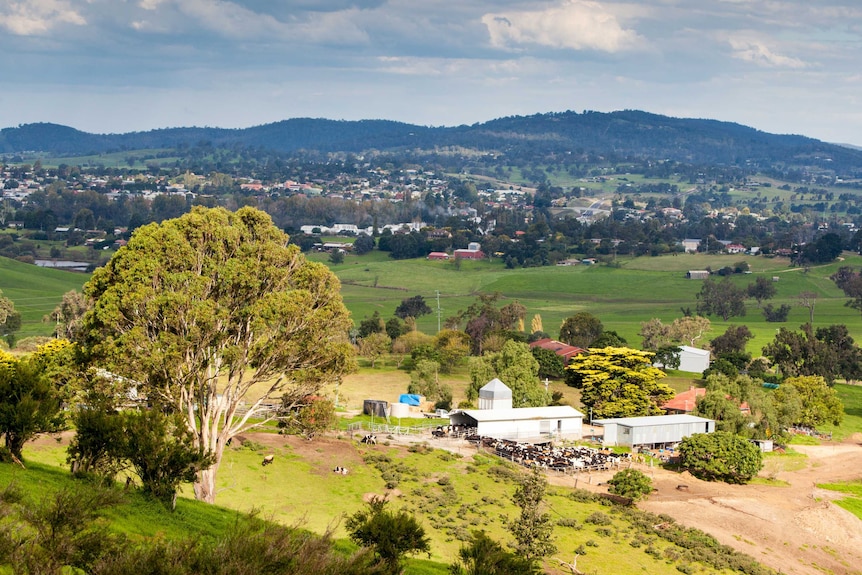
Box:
left=3, top=110, right=862, bottom=171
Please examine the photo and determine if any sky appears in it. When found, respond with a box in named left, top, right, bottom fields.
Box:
left=1, top=0, right=861, bottom=145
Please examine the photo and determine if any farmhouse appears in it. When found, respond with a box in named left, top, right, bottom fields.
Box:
left=594, top=414, right=715, bottom=448
left=529, top=338, right=585, bottom=364
left=448, top=379, right=584, bottom=441
left=662, top=386, right=751, bottom=416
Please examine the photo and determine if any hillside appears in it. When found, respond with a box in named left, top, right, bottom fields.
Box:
left=3, top=110, right=862, bottom=171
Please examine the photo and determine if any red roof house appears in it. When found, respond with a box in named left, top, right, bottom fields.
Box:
left=529, top=338, right=586, bottom=364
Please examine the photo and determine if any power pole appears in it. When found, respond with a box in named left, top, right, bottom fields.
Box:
left=435, top=290, right=442, bottom=333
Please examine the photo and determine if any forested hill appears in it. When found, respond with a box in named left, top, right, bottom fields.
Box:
left=3, top=110, right=861, bottom=169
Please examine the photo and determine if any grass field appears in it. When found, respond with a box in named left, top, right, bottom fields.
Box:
left=4, top=247, right=862, bottom=354
left=0, top=256, right=91, bottom=339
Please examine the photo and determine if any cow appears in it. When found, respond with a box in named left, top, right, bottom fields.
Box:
left=262, top=454, right=274, bottom=466
left=361, top=434, right=377, bottom=445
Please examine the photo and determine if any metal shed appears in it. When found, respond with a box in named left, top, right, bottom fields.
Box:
left=449, top=406, right=584, bottom=441
left=594, top=414, right=714, bottom=448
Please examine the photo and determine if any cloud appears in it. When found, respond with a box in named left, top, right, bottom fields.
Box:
left=0, top=0, right=86, bottom=35
left=728, top=35, right=807, bottom=68
left=482, top=0, right=642, bottom=53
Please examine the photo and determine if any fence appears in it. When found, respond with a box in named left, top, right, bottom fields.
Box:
left=347, top=422, right=440, bottom=436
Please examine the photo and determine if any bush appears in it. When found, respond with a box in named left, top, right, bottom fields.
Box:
left=607, top=469, right=653, bottom=501
left=677, top=431, right=763, bottom=484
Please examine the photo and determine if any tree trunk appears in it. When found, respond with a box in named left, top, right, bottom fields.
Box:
left=194, top=464, right=219, bottom=503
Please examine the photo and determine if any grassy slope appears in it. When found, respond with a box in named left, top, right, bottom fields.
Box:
left=0, top=256, right=90, bottom=339
left=17, top=437, right=768, bottom=575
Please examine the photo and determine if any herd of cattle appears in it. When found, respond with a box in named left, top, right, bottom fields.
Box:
left=481, top=437, right=631, bottom=472
left=429, top=425, right=629, bottom=472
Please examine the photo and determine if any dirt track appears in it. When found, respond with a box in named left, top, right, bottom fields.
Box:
left=545, top=437, right=862, bottom=575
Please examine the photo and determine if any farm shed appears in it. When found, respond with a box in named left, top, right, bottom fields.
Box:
left=448, top=406, right=584, bottom=441
left=594, top=414, right=714, bottom=448
left=686, top=270, right=709, bottom=279
left=677, top=346, right=710, bottom=373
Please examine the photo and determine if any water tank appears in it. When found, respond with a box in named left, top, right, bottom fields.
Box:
left=390, top=402, right=410, bottom=419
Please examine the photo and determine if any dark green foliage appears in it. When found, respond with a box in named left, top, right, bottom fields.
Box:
left=695, top=278, right=747, bottom=320
left=710, top=325, right=753, bottom=361
left=558, top=312, right=603, bottom=348
left=352, top=235, right=375, bottom=255
left=607, top=469, right=653, bottom=501
left=121, top=410, right=213, bottom=510
left=358, top=311, right=386, bottom=338
left=592, top=330, right=628, bottom=348
left=653, top=346, right=681, bottom=370
left=328, top=249, right=345, bottom=264
left=746, top=277, right=777, bottom=304
left=798, top=232, right=843, bottom=264
left=449, top=530, right=538, bottom=575
left=762, top=303, right=791, bottom=322
left=763, top=323, right=862, bottom=383
left=530, top=346, right=565, bottom=379
left=677, top=432, right=762, bottom=484
left=395, top=295, right=433, bottom=320
left=694, top=391, right=748, bottom=435
left=346, top=496, right=430, bottom=575
left=508, top=469, right=556, bottom=563
left=0, top=357, right=63, bottom=461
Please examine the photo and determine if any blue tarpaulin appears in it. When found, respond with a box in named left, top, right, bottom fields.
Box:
left=398, top=394, right=422, bottom=406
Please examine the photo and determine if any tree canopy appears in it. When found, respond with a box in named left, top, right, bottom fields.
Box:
left=77, top=206, right=355, bottom=503
left=558, top=312, right=603, bottom=348
left=566, top=347, right=674, bottom=418
left=394, top=295, right=432, bottom=320
left=677, top=431, right=762, bottom=484
left=695, top=278, right=747, bottom=320
left=468, top=340, right=548, bottom=408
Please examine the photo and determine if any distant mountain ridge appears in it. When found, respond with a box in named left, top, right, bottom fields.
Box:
left=2, top=110, right=861, bottom=169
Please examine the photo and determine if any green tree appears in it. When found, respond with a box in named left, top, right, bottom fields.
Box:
left=358, top=311, right=386, bottom=338
left=346, top=497, right=430, bottom=575
left=449, top=530, right=538, bottom=575
left=0, top=354, right=63, bottom=462
left=328, top=249, right=345, bottom=265
left=559, top=312, right=603, bottom=348
left=777, top=375, right=843, bottom=428
left=121, top=409, right=212, bottom=510
left=0, top=291, right=21, bottom=346
left=77, top=206, right=354, bottom=503
left=468, top=340, right=548, bottom=407
left=678, top=431, right=762, bottom=484
left=281, top=396, right=336, bottom=440
left=394, top=295, right=433, bottom=320
left=433, top=329, right=471, bottom=373
left=747, top=276, right=777, bottom=305
left=531, top=346, right=565, bottom=379
left=607, top=469, right=653, bottom=501
left=508, top=469, right=556, bottom=563
left=44, top=289, right=89, bottom=340
left=566, top=347, right=674, bottom=418
left=669, top=316, right=711, bottom=347
left=762, top=324, right=862, bottom=383
left=696, top=278, right=747, bottom=320
left=694, top=391, right=749, bottom=435
left=358, top=332, right=391, bottom=368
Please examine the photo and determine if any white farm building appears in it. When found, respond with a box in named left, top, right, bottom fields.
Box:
left=450, top=378, right=584, bottom=441
left=594, top=414, right=715, bottom=448
left=449, top=406, right=584, bottom=442
left=654, top=346, right=711, bottom=374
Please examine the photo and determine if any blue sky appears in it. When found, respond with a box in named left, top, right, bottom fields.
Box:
left=2, top=0, right=861, bottom=145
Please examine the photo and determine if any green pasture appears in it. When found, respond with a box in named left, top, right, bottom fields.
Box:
left=10, top=149, right=181, bottom=169
left=3, top=248, right=862, bottom=352
left=821, top=384, right=862, bottom=440
left=817, top=480, right=862, bottom=521
left=0, top=256, right=90, bottom=339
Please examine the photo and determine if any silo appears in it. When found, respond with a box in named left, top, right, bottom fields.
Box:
left=478, top=378, right=513, bottom=410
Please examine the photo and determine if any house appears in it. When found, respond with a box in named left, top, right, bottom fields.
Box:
left=453, top=248, right=484, bottom=260
left=726, top=244, right=746, bottom=254
left=427, top=251, right=450, bottom=260
left=681, top=238, right=701, bottom=253
left=686, top=270, right=710, bottom=280
left=529, top=338, right=585, bottom=365
left=662, top=386, right=750, bottom=415
left=594, top=414, right=715, bottom=448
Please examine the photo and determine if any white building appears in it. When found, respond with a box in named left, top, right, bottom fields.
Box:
left=653, top=345, right=710, bottom=374
left=594, top=414, right=714, bottom=448
left=449, top=406, right=584, bottom=441
left=478, top=378, right=512, bottom=410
